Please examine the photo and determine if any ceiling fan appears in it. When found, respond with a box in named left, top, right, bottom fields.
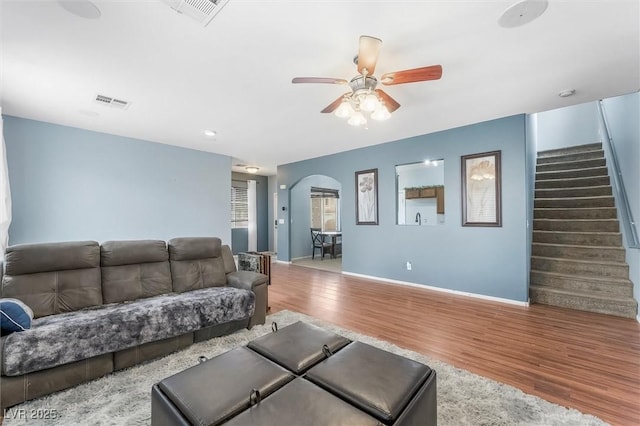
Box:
left=292, top=35, right=442, bottom=127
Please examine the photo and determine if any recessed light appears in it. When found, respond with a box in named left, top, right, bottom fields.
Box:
left=203, top=129, right=217, bottom=138
left=245, top=166, right=259, bottom=174
left=558, top=89, right=576, bottom=98
left=498, top=0, right=548, bottom=28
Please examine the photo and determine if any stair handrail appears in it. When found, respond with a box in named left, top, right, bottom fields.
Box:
left=597, top=100, right=640, bottom=248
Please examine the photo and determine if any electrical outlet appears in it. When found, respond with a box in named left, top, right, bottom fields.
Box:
left=406, top=261, right=412, bottom=271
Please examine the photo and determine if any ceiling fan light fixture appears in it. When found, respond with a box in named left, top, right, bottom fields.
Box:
left=348, top=111, right=367, bottom=127
left=334, top=100, right=354, bottom=118
left=360, top=92, right=380, bottom=112
left=371, top=105, right=390, bottom=121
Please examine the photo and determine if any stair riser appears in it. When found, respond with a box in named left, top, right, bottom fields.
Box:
left=536, top=167, right=608, bottom=180
left=531, top=257, right=628, bottom=278
left=535, top=186, right=612, bottom=198
left=536, top=158, right=606, bottom=172
left=530, top=272, right=633, bottom=297
left=536, top=176, right=610, bottom=189
left=537, top=143, right=602, bottom=158
left=533, top=231, right=622, bottom=246
left=535, top=197, right=615, bottom=208
left=530, top=288, right=637, bottom=318
left=533, top=220, right=619, bottom=232
left=536, top=150, right=604, bottom=164
left=532, top=244, right=626, bottom=262
left=534, top=208, right=617, bottom=219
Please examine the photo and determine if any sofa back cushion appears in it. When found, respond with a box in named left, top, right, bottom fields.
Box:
left=101, top=240, right=172, bottom=304
left=1, top=241, right=102, bottom=318
left=221, top=245, right=237, bottom=274
left=168, top=237, right=226, bottom=293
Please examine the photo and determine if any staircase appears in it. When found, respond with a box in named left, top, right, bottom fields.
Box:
left=530, top=142, right=638, bottom=318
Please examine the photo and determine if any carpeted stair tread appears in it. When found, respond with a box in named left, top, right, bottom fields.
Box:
left=535, top=175, right=610, bottom=189
left=537, top=142, right=602, bottom=158
left=530, top=269, right=632, bottom=285
left=536, top=158, right=606, bottom=172
left=529, top=285, right=637, bottom=318
left=534, top=185, right=612, bottom=198
left=531, top=255, right=628, bottom=268
left=531, top=256, right=629, bottom=279
left=531, top=242, right=626, bottom=262
left=533, top=207, right=617, bottom=219
left=534, top=196, right=615, bottom=208
left=536, top=150, right=604, bottom=165
left=535, top=166, right=608, bottom=180
left=532, top=230, right=622, bottom=247
left=533, top=218, right=619, bottom=232
left=530, top=271, right=634, bottom=298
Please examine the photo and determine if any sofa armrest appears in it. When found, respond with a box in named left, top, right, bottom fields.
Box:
left=227, top=271, right=268, bottom=327
left=226, top=270, right=268, bottom=291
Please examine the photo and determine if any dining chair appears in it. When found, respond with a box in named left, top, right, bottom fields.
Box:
left=310, top=228, right=332, bottom=260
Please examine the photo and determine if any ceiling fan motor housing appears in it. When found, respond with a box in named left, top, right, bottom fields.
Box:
left=349, top=75, right=378, bottom=94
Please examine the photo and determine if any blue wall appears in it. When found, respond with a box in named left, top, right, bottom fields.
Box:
left=4, top=116, right=232, bottom=245
left=535, top=102, right=600, bottom=151
left=290, top=175, right=341, bottom=259
left=278, top=115, right=529, bottom=302
left=602, top=92, right=640, bottom=309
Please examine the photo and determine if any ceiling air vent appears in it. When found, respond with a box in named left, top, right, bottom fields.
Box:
left=162, top=0, right=230, bottom=26
left=94, top=94, right=131, bottom=110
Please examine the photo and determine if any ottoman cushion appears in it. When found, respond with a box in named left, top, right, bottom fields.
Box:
left=247, top=321, right=351, bottom=374
left=305, top=341, right=432, bottom=424
left=154, top=347, right=293, bottom=426
left=224, top=377, right=380, bottom=426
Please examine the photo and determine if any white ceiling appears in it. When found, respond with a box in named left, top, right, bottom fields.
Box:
left=1, top=0, right=638, bottom=176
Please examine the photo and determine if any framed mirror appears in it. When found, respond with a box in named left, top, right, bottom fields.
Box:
left=396, top=159, right=445, bottom=226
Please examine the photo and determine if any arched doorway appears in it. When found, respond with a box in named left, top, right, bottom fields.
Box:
left=289, top=175, right=342, bottom=272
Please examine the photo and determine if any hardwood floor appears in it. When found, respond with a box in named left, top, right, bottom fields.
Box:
left=269, top=262, right=640, bottom=426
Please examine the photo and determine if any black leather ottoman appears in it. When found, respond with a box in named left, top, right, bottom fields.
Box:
left=224, top=377, right=380, bottom=425
left=305, top=341, right=437, bottom=426
left=152, top=322, right=436, bottom=425
left=151, top=347, right=293, bottom=426
left=247, top=320, right=351, bottom=374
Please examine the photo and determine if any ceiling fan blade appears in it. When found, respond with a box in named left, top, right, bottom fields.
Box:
left=375, top=89, right=400, bottom=113
left=357, top=35, right=382, bottom=75
left=292, top=77, right=349, bottom=85
left=380, top=65, right=442, bottom=85
left=321, top=93, right=350, bottom=113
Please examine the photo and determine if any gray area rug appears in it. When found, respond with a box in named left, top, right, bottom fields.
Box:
left=4, top=310, right=607, bottom=425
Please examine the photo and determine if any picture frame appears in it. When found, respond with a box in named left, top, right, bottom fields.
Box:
left=461, top=150, right=502, bottom=227
left=355, top=168, right=379, bottom=225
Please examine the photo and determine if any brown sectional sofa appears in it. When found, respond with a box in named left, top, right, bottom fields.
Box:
left=0, top=237, right=268, bottom=409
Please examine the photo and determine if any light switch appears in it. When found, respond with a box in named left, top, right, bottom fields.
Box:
left=278, top=219, right=285, bottom=224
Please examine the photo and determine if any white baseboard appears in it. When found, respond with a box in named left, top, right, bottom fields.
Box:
left=341, top=271, right=530, bottom=307
left=290, top=255, right=312, bottom=261
left=637, top=314, right=640, bottom=323
left=275, top=259, right=292, bottom=265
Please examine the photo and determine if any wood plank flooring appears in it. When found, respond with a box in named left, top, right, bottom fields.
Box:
left=269, top=263, right=640, bottom=426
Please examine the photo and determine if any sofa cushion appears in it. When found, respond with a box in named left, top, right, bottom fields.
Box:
left=1, top=241, right=102, bottom=318
left=3, top=241, right=99, bottom=275
left=2, top=287, right=255, bottom=376
left=168, top=238, right=226, bottom=293
left=1, top=298, right=34, bottom=334
left=101, top=240, right=172, bottom=304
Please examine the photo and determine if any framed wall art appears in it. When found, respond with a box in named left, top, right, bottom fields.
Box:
left=355, top=168, right=379, bottom=225
left=461, top=150, right=502, bottom=227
